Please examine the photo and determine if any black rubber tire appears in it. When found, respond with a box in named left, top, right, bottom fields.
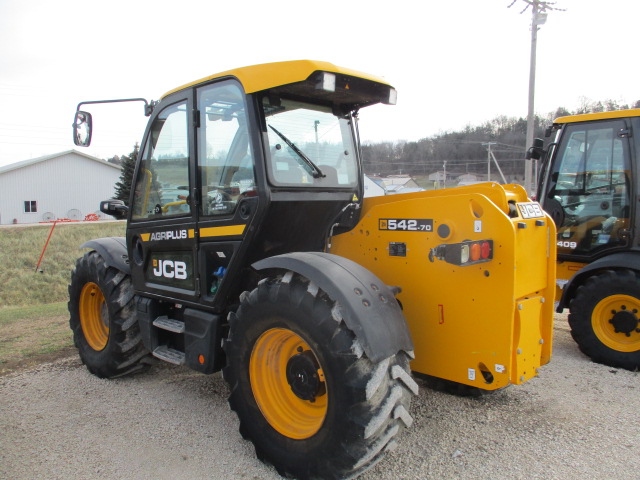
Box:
left=569, top=269, right=640, bottom=371
left=223, top=272, right=417, bottom=479
left=68, top=250, right=149, bottom=378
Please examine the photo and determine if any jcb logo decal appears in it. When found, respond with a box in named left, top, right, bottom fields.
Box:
left=152, top=259, right=188, bottom=280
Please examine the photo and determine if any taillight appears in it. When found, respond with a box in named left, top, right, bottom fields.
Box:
left=481, top=241, right=491, bottom=259
left=429, top=240, right=493, bottom=266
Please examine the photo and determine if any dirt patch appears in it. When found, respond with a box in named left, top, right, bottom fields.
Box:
left=0, top=346, right=77, bottom=377
left=0, top=311, right=73, bottom=376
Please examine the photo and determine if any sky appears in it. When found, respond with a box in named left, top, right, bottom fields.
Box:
left=0, top=0, right=638, bottom=167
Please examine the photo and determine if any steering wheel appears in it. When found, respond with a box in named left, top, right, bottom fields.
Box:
left=544, top=197, right=566, bottom=227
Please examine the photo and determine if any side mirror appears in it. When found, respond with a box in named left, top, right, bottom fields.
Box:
left=526, top=138, right=545, bottom=160
left=73, top=111, right=93, bottom=147
left=100, top=199, right=129, bottom=220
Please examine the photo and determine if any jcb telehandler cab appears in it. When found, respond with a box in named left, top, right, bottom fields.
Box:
left=534, top=109, right=640, bottom=370
left=70, top=60, right=556, bottom=479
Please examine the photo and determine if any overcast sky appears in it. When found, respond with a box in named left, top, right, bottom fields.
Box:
left=0, top=0, right=638, bottom=167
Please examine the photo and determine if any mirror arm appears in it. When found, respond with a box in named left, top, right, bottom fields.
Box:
left=76, top=98, right=156, bottom=117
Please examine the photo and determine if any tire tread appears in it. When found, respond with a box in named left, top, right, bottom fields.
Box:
left=68, top=251, right=149, bottom=378
left=223, top=272, right=416, bottom=479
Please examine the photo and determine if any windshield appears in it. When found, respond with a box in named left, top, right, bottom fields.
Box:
left=262, top=98, right=358, bottom=188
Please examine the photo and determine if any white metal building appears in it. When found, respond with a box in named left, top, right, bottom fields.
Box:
left=363, top=175, right=386, bottom=197
left=0, top=150, right=121, bottom=225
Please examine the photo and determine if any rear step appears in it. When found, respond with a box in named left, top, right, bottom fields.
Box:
left=153, top=316, right=185, bottom=333
left=153, top=345, right=185, bottom=365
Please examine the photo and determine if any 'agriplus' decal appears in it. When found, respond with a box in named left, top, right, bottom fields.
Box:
left=150, top=229, right=188, bottom=241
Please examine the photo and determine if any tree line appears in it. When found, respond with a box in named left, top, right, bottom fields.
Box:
left=361, top=98, right=640, bottom=180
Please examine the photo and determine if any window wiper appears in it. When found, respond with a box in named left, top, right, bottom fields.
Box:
left=268, top=125, right=325, bottom=178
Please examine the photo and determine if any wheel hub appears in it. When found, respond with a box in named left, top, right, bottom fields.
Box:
left=249, top=328, right=328, bottom=439
left=286, top=351, right=324, bottom=401
left=609, top=308, right=640, bottom=336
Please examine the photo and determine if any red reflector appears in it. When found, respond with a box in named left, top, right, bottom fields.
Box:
left=198, top=354, right=205, bottom=365
left=481, top=241, right=491, bottom=259
left=470, top=243, right=481, bottom=261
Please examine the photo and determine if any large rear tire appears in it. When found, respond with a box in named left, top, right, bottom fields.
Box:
left=68, top=250, right=149, bottom=378
left=569, top=269, right=640, bottom=370
left=223, top=272, right=417, bottom=479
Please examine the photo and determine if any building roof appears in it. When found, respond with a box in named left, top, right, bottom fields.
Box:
left=0, top=150, right=120, bottom=176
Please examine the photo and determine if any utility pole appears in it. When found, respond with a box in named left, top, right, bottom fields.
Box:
left=485, top=142, right=493, bottom=181
left=442, top=160, right=447, bottom=189
left=525, top=2, right=541, bottom=194
left=509, top=0, right=564, bottom=195
left=314, top=120, right=320, bottom=160
left=482, top=142, right=508, bottom=184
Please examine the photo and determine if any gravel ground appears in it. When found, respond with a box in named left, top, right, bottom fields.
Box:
left=1, top=315, right=638, bottom=480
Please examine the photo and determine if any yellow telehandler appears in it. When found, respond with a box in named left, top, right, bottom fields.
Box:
left=69, top=60, right=556, bottom=479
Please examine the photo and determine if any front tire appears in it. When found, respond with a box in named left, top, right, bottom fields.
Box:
left=223, top=272, right=417, bottom=479
left=569, top=269, right=640, bottom=370
left=68, top=251, right=149, bottom=378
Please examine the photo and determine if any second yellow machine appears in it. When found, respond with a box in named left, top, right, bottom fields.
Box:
left=533, top=109, right=640, bottom=370
left=69, top=60, right=556, bottom=479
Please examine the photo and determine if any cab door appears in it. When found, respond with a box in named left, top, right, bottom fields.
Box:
left=194, top=80, right=259, bottom=309
left=127, top=92, right=199, bottom=302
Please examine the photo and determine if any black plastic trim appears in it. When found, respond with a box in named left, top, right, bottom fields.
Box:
left=80, top=237, right=130, bottom=274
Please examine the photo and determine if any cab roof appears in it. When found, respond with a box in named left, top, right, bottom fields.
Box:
left=554, top=108, right=640, bottom=124
left=162, top=60, right=392, bottom=99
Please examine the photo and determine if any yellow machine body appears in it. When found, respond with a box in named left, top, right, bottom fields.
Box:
left=331, top=182, right=557, bottom=390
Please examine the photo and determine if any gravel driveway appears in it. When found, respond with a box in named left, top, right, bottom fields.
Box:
left=1, top=316, right=638, bottom=480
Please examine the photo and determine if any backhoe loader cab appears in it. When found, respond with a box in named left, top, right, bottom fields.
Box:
left=535, top=109, right=640, bottom=370
left=69, top=60, right=556, bottom=479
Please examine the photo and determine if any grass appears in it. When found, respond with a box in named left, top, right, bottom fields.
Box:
left=0, top=221, right=125, bottom=306
left=0, top=302, right=73, bottom=374
left=0, top=221, right=126, bottom=374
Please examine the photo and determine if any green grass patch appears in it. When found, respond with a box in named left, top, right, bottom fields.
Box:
left=0, top=222, right=126, bottom=373
left=0, top=302, right=68, bottom=323
left=0, top=221, right=125, bottom=307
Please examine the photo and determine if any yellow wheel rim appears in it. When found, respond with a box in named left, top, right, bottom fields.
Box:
left=592, top=294, right=640, bottom=353
left=250, top=328, right=328, bottom=439
left=79, top=282, right=109, bottom=351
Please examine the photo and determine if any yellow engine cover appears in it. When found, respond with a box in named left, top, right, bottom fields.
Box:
left=330, top=183, right=556, bottom=390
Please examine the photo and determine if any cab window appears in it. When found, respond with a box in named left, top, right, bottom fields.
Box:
left=198, top=82, right=256, bottom=217
left=131, top=102, right=190, bottom=220
left=262, top=97, right=358, bottom=188
left=550, top=120, right=631, bottom=256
